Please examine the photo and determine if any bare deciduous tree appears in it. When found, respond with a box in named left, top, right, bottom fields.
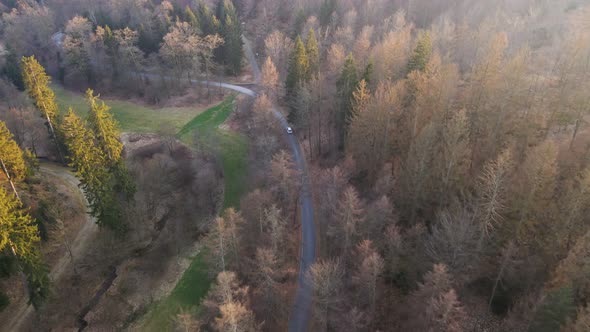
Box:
left=269, top=150, right=300, bottom=205
left=214, top=302, right=259, bottom=332
left=63, top=15, right=93, bottom=82
left=408, top=264, right=465, bottom=331
left=475, top=149, right=512, bottom=250
left=261, top=205, right=286, bottom=259
left=264, top=30, right=293, bottom=79
left=426, top=289, right=467, bottom=332
left=307, top=259, right=344, bottom=331
left=206, top=209, right=243, bottom=273
left=427, top=205, right=478, bottom=275
left=326, top=43, right=346, bottom=78
left=175, top=309, right=201, bottom=332
left=330, top=186, right=364, bottom=258
left=353, top=26, right=374, bottom=67
left=353, top=240, right=384, bottom=313
left=261, top=57, right=280, bottom=100
left=203, top=271, right=259, bottom=332
left=348, top=81, right=405, bottom=175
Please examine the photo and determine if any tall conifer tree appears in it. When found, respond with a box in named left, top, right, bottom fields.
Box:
left=0, top=121, right=27, bottom=199
left=21, top=56, right=64, bottom=162
left=86, top=90, right=135, bottom=198
left=337, top=54, right=359, bottom=139
left=306, top=29, right=320, bottom=78
left=62, top=109, right=123, bottom=231
left=407, top=31, right=432, bottom=75
left=184, top=6, right=199, bottom=28
left=286, top=36, right=309, bottom=98
left=214, top=0, right=243, bottom=75
left=86, top=90, right=123, bottom=165
left=0, top=186, right=49, bottom=308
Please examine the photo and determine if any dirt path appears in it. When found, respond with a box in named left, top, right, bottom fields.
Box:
left=1, top=162, right=99, bottom=332
left=39, top=163, right=99, bottom=281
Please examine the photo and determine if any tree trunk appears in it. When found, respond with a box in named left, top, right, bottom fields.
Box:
left=0, top=158, right=19, bottom=200
left=489, top=242, right=514, bottom=310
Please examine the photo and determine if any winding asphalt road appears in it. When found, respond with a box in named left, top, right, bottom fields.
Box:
left=201, top=37, right=315, bottom=332
left=139, top=37, right=316, bottom=331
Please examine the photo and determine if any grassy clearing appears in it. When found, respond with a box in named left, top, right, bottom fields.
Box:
left=141, top=254, right=209, bottom=332
left=140, top=95, right=248, bottom=330
left=52, top=85, right=205, bottom=133
left=177, top=95, right=246, bottom=209
left=217, top=131, right=248, bottom=209
left=177, top=96, right=235, bottom=138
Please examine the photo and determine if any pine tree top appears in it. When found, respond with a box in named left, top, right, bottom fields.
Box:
left=407, top=31, right=433, bottom=75
left=0, top=186, right=40, bottom=260
left=0, top=121, right=27, bottom=183
left=21, top=56, right=59, bottom=122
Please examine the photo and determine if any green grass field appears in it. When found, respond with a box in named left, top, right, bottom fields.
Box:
left=177, top=96, right=235, bottom=137
left=140, top=254, right=209, bottom=332
left=217, top=131, right=248, bottom=209
left=53, top=85, right=205, bottom=133
left=177, top=95, right=247, bottom=209
left=140, top=95, right=248, bottom=330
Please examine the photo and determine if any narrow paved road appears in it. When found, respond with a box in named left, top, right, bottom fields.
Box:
left=140, top=37, right=316, bottom=330
left=195, top=37, right=316, bottom=332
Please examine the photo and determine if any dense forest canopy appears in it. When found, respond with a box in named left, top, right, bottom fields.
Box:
left=0, top=0, right=590, bottom=331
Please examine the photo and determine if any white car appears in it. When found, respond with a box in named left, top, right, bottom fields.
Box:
left=286, top=127, right=293, bottom=134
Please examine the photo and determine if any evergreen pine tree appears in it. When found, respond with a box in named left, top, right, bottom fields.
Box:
left=407, top=31, right=432, bottom=75
left=137, top=24, right=159, bottom=54
left=293, top=9, right=306, bottom=37
left=337, top=53, right=359, bottom=138
left=198, top=1, right=216, bottom=35
left=320, top=0, right=337, bottom=27
left=62, top=109, right=123, bottom=231
left=285, top=36, right=309, bottom=98
left=0, top=186, right=48, bottom=309
left=213, top=0, right=243, bottom=75
left=306, top=29, right=320, bottom=78
left=21, top=256, right=49, bottom=309
left=103, top=25, right=117, bottom=56
left=0, top=121, right=27, bottom=198
left=215, top=0, right=227, bottom=22
left=362, top=61, right=374, bottom=85
left=21, top=56, right=64, bottom=162
left=61, top=108, right=105, bottom=207
left=0, top=186, right=40, bottom=264
left=184, top=6, right=199, bottom=28
left=86, top=89, right=123, bottom=165
left=2, top=47, right=25, bottom=91
left=86, top=90, right=135, bottom=199
left=224, top=14, right=244, bottom=75
left=529, top=286, right=577, bottom=332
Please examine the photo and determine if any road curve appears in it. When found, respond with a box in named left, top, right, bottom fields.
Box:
left=199, top=38, right=315, bottom=331
left=139, top=38, right=316, bottom=331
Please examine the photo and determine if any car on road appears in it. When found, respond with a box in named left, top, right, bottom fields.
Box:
left=287, top=127, right=293, bottom=134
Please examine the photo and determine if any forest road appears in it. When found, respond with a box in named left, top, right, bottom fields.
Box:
left=1, top=162, right=98, bottom=332
left=200, top=36, right=315, bottom=332
left=138, top=35, right=316, bottom=331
